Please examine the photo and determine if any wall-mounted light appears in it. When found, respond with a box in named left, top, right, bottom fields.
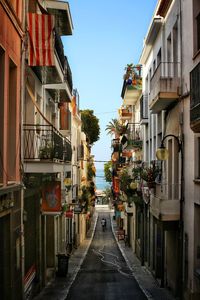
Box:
left=156, top=134, right=182, bottom=161
left=156, top=144, right=169, bottom=161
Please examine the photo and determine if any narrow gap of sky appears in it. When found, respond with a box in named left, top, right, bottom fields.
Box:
left=63, top=0, right=158, bottom=169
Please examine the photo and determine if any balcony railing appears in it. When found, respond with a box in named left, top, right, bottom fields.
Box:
left=23, top=124, right=72, bottom=162
left=161, top=183, right=180, bottom=200
left=64, top=57, right=73, bottom=93
left=150, top=183, right=180, bottom=221
left=122, top=123, right=142, bottom=150
left=149, top=62, right=180, bottom=110
left=190, top=62, right=200, bottom=132
left=32, top=30, right=73, bottom=88
left=55, top=30, right=65, bottom=70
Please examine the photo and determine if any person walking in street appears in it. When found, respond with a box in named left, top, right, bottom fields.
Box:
left=101, top=218, right=106, bottom=231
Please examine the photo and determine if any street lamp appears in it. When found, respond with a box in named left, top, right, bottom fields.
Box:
left=156, top=134, right=184, bottom=297
left=156, top=134, right=183, bottom=161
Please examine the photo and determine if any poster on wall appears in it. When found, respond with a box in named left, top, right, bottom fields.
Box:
left=41, top=182, right=61, bottom=212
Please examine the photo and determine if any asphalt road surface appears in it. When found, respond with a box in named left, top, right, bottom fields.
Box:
left=66, top=212, right=147, bottom=300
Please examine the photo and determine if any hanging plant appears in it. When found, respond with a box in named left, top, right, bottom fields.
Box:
left=131, top=195, right=143, bottom=208
left=140, top=163, right=160, bottom=183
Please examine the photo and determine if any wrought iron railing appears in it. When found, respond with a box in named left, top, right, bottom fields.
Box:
left=55, top=30, right=65, bottom=70
left=23, top=124, right=72, bottom=162
left=126, top=123, right=141, bottom=140
left=121, top=123, right=142, bottom=150
left=64, top=57, right=73, bottom=93
left=150, top=62, right=180, bottom=103
left=54, top=32, right=73, bottom=92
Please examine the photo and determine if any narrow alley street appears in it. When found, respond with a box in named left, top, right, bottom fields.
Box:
left=1, top=1, right=200, bottom=299
left=33, top=208, right=176, bottom=300
left=66, top=211, right=147, bottom=300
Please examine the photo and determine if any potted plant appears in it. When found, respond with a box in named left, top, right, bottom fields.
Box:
left=39, top=143, right=53, bottom=159
left=140, top=163, right=160, bottom=188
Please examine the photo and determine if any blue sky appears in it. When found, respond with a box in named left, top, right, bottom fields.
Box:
left=63, top=0, right=157, bottom=169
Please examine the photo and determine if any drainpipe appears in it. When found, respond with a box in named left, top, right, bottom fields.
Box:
left=179, top=0, right=184, bottom=299
left=20, top=0, right=26, bottom=298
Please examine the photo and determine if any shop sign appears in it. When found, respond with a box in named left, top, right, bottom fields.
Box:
left=41, top=182, right=61, bottom=212
left=65, top=210, right=73, bottom=218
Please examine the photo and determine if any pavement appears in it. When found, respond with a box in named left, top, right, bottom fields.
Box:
left=34, top=205, right=177, bottom=300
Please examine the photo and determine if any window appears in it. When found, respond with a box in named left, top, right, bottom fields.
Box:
left=167, top=34, right=172, bottom=76
left=157, top=48, right=162, bottom=66
left=193, top=0, right=200, bottom=55
left=197, top=13, right=200, bottom=51
left=153, top=60, right=156, bottom=73
left=7, top=59, right=17, bottom=181
left=173, top=22, right=178, bottom=77
left=0, top=48, right=5, bottom=183
left=196, top=137, right=200, bottom=179
left=149, top=68, right=152, bottom=79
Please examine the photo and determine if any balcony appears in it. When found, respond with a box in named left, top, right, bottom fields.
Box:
left=41, top=0, right=73, bottom=36
left=140, top=17, right=163, bottom=65
left=121, top=66, right=142, bottom=106
left=149, top=62, right=180, bottom=113
left=156, top=0, right=173, bottom=18
left=150, top=184, right=180, bottom=221
left=32, top=33, right=73, bottom=101
left=23, top=124, right=72, bottom=163
left=190, top=62, right=200, bottom=132
left=140, top=94, right=148, bottom=124
left=121, top=123, right=142, bottom=150
left=119, top=107, right=132, bottom=120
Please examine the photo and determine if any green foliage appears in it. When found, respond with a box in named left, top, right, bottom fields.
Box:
left=87, top=162, right=96, bottom=181
left=132, top=166, right=142, bottom=180
left=104, top=161, right=112, bottom=183
left=130, top=195, right=143, bottom=208
left=79, top=185, right=90, bottom=212
left=140, top=164, right=160, bottom=182
left=118, top=169, right=132, bottom=194
left=105, top=119, right=127, bottom=136
left=81, top=110, right=100, bottom=145
left=80, top=186, right=90, bottom=202
left=39, top=144, right=53, bottom=159
left=104, top=187, right=112, bottom=198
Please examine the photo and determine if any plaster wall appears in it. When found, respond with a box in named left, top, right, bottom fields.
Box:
left=181, top=0, right=200, bottom=296
left=0, top=4, right=22, bottom=183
